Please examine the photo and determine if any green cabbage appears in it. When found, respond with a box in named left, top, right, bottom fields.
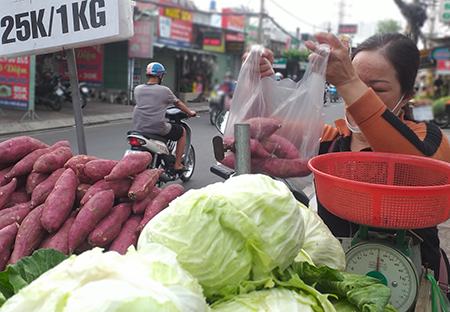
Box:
left=295, top=203, right=346, bottom=270
left=211, top=288, right=334, bottom=312
left=0, top=245, right=208, bottom=312
left=138, top=174, right=305, bottom=300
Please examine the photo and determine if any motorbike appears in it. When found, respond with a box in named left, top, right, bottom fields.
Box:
left=326, top=84, right=339, bottom=103
left=35, top=74, right=65, bottom=111
left=210, top=111, right=310, bottom=207
left=208, top=90, right=233, bottom=125
left=35, top=74, right=90, bottom=111
left=433, top=102, right=450, bottom=129
left=125, top=107, right=196, bottom=184
left=61, top=80, right=90, bottom=108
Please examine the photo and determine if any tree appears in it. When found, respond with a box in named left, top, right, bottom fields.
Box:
left=376, top=19, right=402, bottom=33
left=393, top=0, right=428, bottom=44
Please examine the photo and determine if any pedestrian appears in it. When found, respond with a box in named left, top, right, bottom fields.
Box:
left=434, top=75, right=444, bottom=98
left=258, top=32, right=450, bottom=293
left=132, top=62, right=196, bottom=173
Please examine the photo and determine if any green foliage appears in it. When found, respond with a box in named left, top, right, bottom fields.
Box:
left=433, top=96, right=450, bottom=115
left=282, top=49, right=310, bottom=62
left=376, top=19, right=401, bottom=34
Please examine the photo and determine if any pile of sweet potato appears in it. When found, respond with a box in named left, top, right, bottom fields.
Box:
left=220, top=117, right=310, bottom=178
left=0, top=136, right=184, bottom=270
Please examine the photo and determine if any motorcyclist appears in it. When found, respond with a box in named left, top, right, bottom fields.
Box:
left=132, top=62, right=196, bottom=172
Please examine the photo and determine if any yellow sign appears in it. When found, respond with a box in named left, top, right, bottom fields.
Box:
left=164, top=8, right=192, bottom=22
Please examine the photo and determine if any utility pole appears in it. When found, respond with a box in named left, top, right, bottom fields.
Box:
left=428, top=0, right=437, bottom=45
left=257, top=0, right=265, bottom=44
left=337, top=0, right=346, bottom=33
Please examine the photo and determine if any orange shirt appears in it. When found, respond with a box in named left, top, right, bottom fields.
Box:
left=320, top=88, right=450, bottom=163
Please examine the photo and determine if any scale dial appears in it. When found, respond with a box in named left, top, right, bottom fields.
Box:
left=346, top=243, right=419, bottom=312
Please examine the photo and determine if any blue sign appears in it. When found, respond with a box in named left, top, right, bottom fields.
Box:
left=431, top=47, right=450, bottom=60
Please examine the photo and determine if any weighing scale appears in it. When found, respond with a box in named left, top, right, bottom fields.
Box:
left=340, top=227, right=423, bottom=311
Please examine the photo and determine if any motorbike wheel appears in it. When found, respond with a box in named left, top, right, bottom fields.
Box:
left=433, top=112, right=449, bottom=129
left=81, top=97, right=87, bottom=109
left=180, top=146, right=195, bottom=182
left=49, top=99, right=62, bottom=111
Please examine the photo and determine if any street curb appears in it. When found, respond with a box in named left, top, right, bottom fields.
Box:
left=0, top=105, right=209, bottom=137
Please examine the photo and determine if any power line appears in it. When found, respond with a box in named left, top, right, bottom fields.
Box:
left=267, top=0, right=328, bottom=32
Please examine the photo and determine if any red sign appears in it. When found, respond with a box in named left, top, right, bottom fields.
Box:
left=129, top=2, right=155, bottom=58
left=338, top=24, right=358, bottom=34
left=158, top=7, right=193, bottom=47
left=0, top=56, right=31, bottom=110
left=129, top=20, right=154, bottom=58
left=76, top=46, right=104, bottom=84
left=60, top=46, right=104, bottom=85
left=226, top=32, right=245, bottom=42
left=222, top=8, right=245, bottom=32
left=437, top=59, right=450, bottom=75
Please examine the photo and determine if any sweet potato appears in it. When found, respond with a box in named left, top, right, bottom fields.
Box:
left=128, top=169, right=162, bottom=201
left=261, top=134, right=300, bottom=159
left=220, top=152, right=236, bottom=169
left=64, top=154, right=98, bottom=171
left=80, top=178, right=131, bottom=206
left=0, top=203, right=31, bottom=230
left=222, top=137, right=271, bottom=159
left=105, top=152, right=152, bottom=181
left=257, top=158, right=310, bottom=178
left=26, top=172, right=48, bottom=194
left=0, top=166, right=12, bottom=186
left=0, top=223, right=19, bottom=271
left=68, top=190, right=115, bottom=253
left=4, top=190, right=30, bottom=208
left=137, top=184, right=184, bottom=232
left=83, top=159, right=118, bottom=182
left=30, top=168, right=65, bottom=207
left=3, top=141, right=70, bottom=181
left=109, top=215, right=142, bottom=255
left=245, top=117, right=282, bottom=140
left=132, top=187, right=161, bottom=214
left=41, top=168, right=78, bottom=233
left=88, top=203, right=131, bottom=247
left=76, top=183, right=91, bottom=206
left=0, top=136, right=48, bottom=165
left=33, top=147, right=73, bottom=173
left=0, top=178, right=17, bottom=210
left=9, top=204, right=46, bottom=264
left=40, top=215, right=75, bottom=255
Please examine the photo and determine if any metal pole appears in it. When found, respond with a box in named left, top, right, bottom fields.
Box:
left=257, top=0, right=265, bottom=44
left=66, top=49, right=88, bottom=155
left=234, top=123, right=251, bottom=175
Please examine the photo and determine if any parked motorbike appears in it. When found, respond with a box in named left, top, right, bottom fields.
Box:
left=125, top=107, right=196, bottom=184
left=326, top=84, right=339, bottom=103
left=61, top=80, right=90, bottom=108
left=210, top=111, right=310, bottom=207
left=35, top=75, right=65, bottom=111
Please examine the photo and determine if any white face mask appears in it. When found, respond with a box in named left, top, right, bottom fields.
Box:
left=345, top=94, right=406, bottom=134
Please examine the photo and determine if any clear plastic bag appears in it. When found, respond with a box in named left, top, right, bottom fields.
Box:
left=223, top=45, right=330, bottom=178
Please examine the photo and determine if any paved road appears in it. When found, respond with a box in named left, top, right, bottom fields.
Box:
left=0, top=103, right=448, bottom=192
left=0, top=113, right=223, bottom=191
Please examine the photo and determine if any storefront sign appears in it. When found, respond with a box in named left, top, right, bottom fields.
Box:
left=59, top=46, right=103, bottom=85
left=158, top=7, right=192, bottom=48
left=222, top=9, right=245, bottom=32
left=128, top=2, right=155, bottom=59
left=203, top=31, right=225, bottom=53
left=338, top=24, right=358, bottom=35
left=273, top=58, right=287, bottom=69
left=431, top=46, right=450, bottom=60
left=437, top=59, right=450, bottom=75
left=226, top=33, right=245, bottom=42
left=0, top=56, right=33, bottom=110
left=0, top=0, right=133, bottom=58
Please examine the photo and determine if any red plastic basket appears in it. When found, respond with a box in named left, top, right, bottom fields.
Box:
left=308, top=152, right=450, bottom=229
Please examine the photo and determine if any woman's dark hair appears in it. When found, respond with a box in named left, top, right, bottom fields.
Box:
left=352, top=33, right=420, bottom=97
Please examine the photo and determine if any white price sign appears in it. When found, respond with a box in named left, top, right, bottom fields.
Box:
left=0, top=0, right=134, bottom=57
